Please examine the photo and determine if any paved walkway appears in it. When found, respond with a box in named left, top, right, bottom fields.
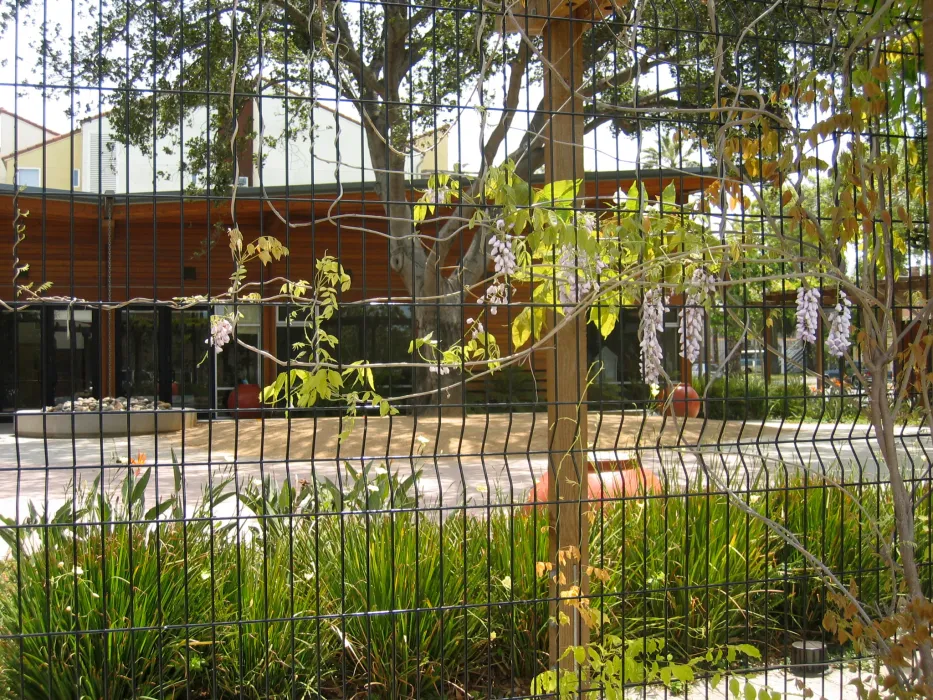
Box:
left=0, top=414, right=930, bottom=557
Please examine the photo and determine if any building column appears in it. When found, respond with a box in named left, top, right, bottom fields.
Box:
left=158, top=307, right=173, bottom=403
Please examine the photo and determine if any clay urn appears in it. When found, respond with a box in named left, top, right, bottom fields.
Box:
left=658, top=383, right=701, bottom=418
left=227, top=383, right=262, bottom=419
left=526, top=457, right=663, bottom=512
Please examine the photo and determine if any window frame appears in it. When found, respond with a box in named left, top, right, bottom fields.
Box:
left=15, top=167, right=41, bottom=187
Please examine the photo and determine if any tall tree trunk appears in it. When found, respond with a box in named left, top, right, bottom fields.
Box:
left=364, top=119, right=464, bottom=415
left=870, top=374, right=933, bottom=682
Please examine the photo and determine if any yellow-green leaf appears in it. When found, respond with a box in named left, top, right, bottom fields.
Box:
left=512, top=307, right=532, bottom=349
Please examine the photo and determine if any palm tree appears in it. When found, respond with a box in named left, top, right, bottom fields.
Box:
left=642, top=130, right=699, bottom=169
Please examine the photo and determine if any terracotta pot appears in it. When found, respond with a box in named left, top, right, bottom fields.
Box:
left=526, top=459, right=663, bottom=512
left=227, top=383, right=262, bottom=419
left=658, top=383, right=701, bottom=418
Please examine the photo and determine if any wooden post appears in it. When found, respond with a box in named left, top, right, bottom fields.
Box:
left=543, top=12, right=589, bottom=682
left=763, top=308, right=772, bottom=388
left=100, top=194, right=116, bottom=398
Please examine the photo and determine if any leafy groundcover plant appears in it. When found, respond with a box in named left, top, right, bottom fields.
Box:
left=1, top=461, right=928, bottom=699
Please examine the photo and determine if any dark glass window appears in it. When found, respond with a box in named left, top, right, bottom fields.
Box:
left=276, top=303, right=414, bottom=404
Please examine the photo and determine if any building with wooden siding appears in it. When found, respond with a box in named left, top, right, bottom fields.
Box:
left=0, top=168, right=713, bottom=414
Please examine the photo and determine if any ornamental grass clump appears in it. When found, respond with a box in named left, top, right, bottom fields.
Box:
left=0, top=464, right=926, bottom=698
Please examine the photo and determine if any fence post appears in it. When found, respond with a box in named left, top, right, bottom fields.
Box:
left=542, top=9, right=590, bottom=685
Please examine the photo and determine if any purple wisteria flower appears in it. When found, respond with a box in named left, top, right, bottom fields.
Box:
left=640, top=287, right=669, bottom=386
left=826, top=291, right=852, bottom=358
left=795, top=286, right=821, bottom=344
left=490, top=224, right=517, bottom=276
left=679, top=268, right=717, bottom=364
left=466, top=317, right=485, bottom=340
left=556, top=244, right=607, bottom=315
left=479, top=282, right=509, bottom=314
left=206, top=317, right=234, bottom=353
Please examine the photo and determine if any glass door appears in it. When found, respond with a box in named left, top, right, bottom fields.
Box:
left=214, top=305, right=262, bottom=413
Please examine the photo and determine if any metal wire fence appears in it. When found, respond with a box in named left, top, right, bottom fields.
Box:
left=0, top=0, right=932, bottom=696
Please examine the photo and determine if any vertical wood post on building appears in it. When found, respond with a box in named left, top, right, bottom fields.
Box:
left=543, top=10, right=589, bottom=683
left=100, top=191, right=116, bottom=399
left=763, top=307, right=772, bottom=388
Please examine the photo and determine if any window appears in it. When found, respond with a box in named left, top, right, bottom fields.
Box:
left=72, top=169, right=80, bottom=188
left=15, top=168, right=40, bottom=187
left=276, top=303, right=414, bottom=402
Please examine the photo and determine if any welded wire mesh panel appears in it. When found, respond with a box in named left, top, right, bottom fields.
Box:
left=0, top=0, right=932, bottom=696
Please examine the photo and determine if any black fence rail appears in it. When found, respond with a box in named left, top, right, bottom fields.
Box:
left=1, top=0, right=932, bottom=697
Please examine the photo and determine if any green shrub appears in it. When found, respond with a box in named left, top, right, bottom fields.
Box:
left=0, top=464, right=926, bottom=698
left=692, top=374, right=866, bottom=422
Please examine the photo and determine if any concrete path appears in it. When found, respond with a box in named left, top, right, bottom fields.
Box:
left=0, top=414, right=930, bottom=559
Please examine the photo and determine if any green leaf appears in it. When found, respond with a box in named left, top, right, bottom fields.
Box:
left=537, top=179, right=581, bottom=207
left=172, top=449, right=182, bottom=495
left=744, top=682, right=757, bottom=700
left=730, top=678, right=741, bottom=699
left=131, top=468, right=152, bottom=509
left=711, top=673, right=722, bottom=689
left=144, top=498, right=176, bottom=521
left=734, top=643, right=761, bottom=660
left=512, top=307, right=532, bottom=349
left=671, top=664, right=695, bottom=683
left=661, top=181, right=677, bottom=205
left=624, top=181, right=640, bottom=211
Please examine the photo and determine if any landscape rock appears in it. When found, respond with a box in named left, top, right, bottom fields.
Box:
left=45, top=396, right=173, bottom=413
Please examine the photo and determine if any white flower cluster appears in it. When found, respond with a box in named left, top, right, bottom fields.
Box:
left=556, top=244, right=608, bottom=315
left=640, top=287, right=669, bottom=386
left=826, top=291, right=852, bottom=358
left=423, top=185, right=449, bottom=204
left=428, top=364, right=452, bottom=375
left=466, top=317, right=485, bottom=340
left=678, top=268, right=717, bottom=364
left=580, top=212, right=597, bottom=235
left=795, top=286, right=821, bottom=344
left=490, top=225, right=517, bottom=276
left=206, top=317, right=234, bottom=353
left=479, top=282, right=509, bottom=314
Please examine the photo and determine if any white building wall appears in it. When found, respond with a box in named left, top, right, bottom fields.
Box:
left=252, top=96, right=374, bottom=187
left=79, top=98, right=445, bottom=193
left=82, top=109, right=210, bottom=194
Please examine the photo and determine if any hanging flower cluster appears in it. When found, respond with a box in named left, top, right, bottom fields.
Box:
left=206, top=317, right=234, bottom=353
left=557, top=244, right=608, bottom=316
left=795, top=286, right=821, bottom=344
left=423, top=184, right=449, bottom=205
left=678, top=268, right=717, bottom=364
left=490, top=223, right=517, bottom=276
left=640, top=287, right=669, bottom=386
left=466, top=317, right=485, bottom=340
left=479, top=282, right=510, bottom=314
left=428, top=363, right=452, bottom=375
left=826, top=291, right=852, bottom=358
